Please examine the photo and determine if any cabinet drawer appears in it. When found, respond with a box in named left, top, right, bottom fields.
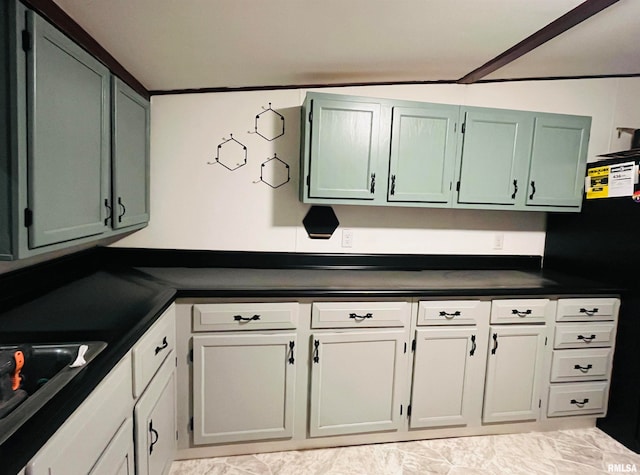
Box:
left=132, top=304, right=176, bottom=398
left=193, top=302, right=298, bottom=331
left=311, top=302, right=409, bottom=328
left=490, top=299, right=551, bottom=324
left=547, top=382, right=608, bottom=417
left=550, top=348, right=612, bottom=382
left=417, top=300, right=488, bottom=326
left=554, top=322, right=616, bottom=349
left=556, top=298, right=619, bottom=322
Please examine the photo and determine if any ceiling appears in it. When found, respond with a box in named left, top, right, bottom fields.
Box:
left=50, top=0, right=640, bottom=92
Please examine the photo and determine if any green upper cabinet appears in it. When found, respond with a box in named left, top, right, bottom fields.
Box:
left=27, top=10, right=110, bottom=248
left=112, top=77, right=150, bottom=229
left=455, top=107, right=533, bottom=208
left=0, top=2, right=150, bottom=260
left=301, top=92, right=593, bottom=213
left=388, top=105, right=458, bottom=204
left=306, top=96, right=381, bottom=200
left=525, top=114, right=590, bottom=209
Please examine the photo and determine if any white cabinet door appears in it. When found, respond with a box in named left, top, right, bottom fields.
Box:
left=192, top=333, right=296, bottom=445
left=134, top=355, right=177, bottom=475
left=89, top=418, right=135, bottom=475
left=410, top=327, right=485, bottom=429
left=309, top=330, right=406, bottom=437
left=483, top=325, right=546, bottom=423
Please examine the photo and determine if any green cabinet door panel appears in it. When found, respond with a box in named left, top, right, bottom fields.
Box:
left=457, top=108, right=533, bottom=206
left=388, top=105, right=458, bottom=203
left=27, top=11, right=110, bottom=248
left=112, top=77, right=150, bottom=229
left=526, top=114, right=590, bottom=208
left=309, top=98, right=380, bottom=200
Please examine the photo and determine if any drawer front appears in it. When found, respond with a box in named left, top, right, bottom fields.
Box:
left=556, top=298, right=619, bottom=322
left=417, top=300, right=488, bottom=326
left=550, top=348, right=612, bottom=382
left=554, top=322, right=616, bottom=349
left=547, top=382, right=608, bottom=417
left=132, top=304, right=176, bottom=398
left=490, top=299, right=551, bottom=324
left=311, top=301, right=409, bottom=328
left=193, top=302, right=298, bottom=331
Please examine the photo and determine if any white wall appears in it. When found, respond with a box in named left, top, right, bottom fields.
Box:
left=113, top=78, right=640, bottom=256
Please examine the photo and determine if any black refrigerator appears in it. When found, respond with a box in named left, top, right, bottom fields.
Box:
left=545, top=153, right=640, bottom=452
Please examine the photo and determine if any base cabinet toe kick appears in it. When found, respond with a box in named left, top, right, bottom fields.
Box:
left=173, top=295, right=621, bottom=460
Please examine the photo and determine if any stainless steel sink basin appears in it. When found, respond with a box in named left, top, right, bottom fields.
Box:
left=0, top=341, right=107, bottom=445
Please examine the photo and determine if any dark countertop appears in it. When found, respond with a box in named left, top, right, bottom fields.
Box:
left=0, top=255, right=624, bottom=475
left=137, top=266, right=623, bottom=297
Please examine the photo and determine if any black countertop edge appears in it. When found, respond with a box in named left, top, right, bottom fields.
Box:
left=102, top=247, right=543, bottom=271
left=0, top=288, right=176, bottom=475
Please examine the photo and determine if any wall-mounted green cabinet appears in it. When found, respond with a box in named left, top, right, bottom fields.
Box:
left=0, top=1, right=149, bottom=261
left=300, top=92, right=591, bottom=213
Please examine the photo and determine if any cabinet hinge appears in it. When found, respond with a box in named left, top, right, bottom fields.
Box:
left=407, top=405, right=412, bottom=416
left=21, top=30, right=31, bottom=52
left=400, top=404, right=403, bottom=416
left=306, top=175, right=310, bottom=187
left=308, top=110, right=313, bottom=123
left=545, top=337, right=548, bottom=346
left=189, top=417, right=193, bottom=432
left=411, top=339, right=416, bottom=352
left=539, top=399, right=542, bottom=409
left=456, top=181, right=461, bottom=192
left=404, top=342, right=407, bottom=354
left=189, top=348, right=193, bottom=362
left=175, top=356, right=178, bottom=367
left=24, top=208, right=33, bottom=227
left=461, top=122, right=466, bottom=134
left=176, top=430, right=179, bottom=441
left=454, top=122, right=457, bottom=133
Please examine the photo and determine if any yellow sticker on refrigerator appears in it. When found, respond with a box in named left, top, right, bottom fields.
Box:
left=586, top=165, right=610, bottom=199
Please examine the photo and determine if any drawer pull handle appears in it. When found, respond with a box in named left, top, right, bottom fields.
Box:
left=313, top=340, right=320, bottom=363
left=511, top=309, right=532, bottom=317
left=470, top=334, right=476, bottom=356
left=154, top=336, right=168, bottom=355
left=570, top=398, right=589, bottom=408
left=439, top=311, right=461, bottom=319
left=580, top=307, right=599, bottom=316
left=577, top=334, right=596, bottom=343
left=574, top=364, right=593, bottom=373
left=149, top=420, right=159, bottom=454
left=234, top=314, right=261, bottom=322
left=349, top=312, right=373, bottom=320
left=491, top=333, right=498, bottom=355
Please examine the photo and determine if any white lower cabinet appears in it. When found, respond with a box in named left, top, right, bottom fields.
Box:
left=89, top=418, right=135, bottom=475
left=26, top=355, right=134, bottom=475
left=192, top=332, right=297, bottom=445
left=410, top=327, right=485, bottom=429
left=482, top=324, right=547, bottom=423
left=134, top=355, right=177, bottom=475
left=309, top=330, right=406, bottom=437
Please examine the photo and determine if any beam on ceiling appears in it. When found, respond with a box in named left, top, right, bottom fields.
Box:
left=457, top=0, right=621, bottom=84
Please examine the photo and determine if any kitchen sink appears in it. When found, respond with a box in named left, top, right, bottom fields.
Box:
left=0, top=341, right=107, bottom=445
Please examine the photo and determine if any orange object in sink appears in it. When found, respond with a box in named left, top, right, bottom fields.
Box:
left=11, top=351, right=24, bottom=391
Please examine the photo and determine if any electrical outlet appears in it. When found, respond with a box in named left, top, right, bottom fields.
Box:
left=342, top=229, right=353, bottom=248
left=493, top=233, right=504, bottom=250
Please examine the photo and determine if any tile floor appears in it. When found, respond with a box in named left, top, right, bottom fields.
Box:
left=169, top=428, right=640, bottom=474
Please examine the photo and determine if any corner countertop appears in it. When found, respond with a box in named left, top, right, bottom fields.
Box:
left=0, top=262, right=623, bottom=475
